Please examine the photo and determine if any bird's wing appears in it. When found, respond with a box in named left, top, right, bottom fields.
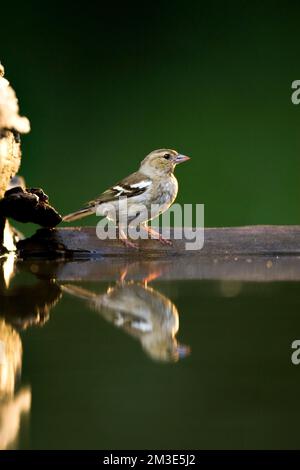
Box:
left=87, top=172, right=152, bottom=207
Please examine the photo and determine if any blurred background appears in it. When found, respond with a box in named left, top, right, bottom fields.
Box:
left=1, top=0, right=300, bottom=228
left=2, top=2, right=300, bottom=451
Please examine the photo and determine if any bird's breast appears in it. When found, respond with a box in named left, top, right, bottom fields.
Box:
left=151, top=176, right=178, bottom=210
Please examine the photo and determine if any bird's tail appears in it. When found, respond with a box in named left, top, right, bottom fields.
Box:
left=63, top=207, right=94, bottom=222
left=61, top=284, right=97, bottom=300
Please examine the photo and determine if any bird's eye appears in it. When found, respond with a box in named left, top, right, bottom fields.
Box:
left=163, top=153, right=171, bottom=159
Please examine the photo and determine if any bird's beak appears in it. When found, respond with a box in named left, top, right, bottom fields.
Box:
left=177, top=344, right=191, bottom=359
left=174, top=154, right=190, bottom=164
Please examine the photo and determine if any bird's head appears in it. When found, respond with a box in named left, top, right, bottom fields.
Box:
left=140, top=148, right=190, bottom=176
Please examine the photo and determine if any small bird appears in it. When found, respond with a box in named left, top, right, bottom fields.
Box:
left=63, top=149, right=190, bottom=247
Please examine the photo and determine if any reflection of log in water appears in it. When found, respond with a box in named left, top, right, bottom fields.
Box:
left=62, top=281, right=190, bottom=363
left=0, top=319, right=31, bottom=450
left=0, top=256, right=62, bottom=330
left=0, top=280, right=61, bottom=330
left=0, top=387, right=31, bottom=450
left=0, top=256, right=61, bottom=449
left=0, top=257, right=30, bottom=449
left=0, top=319, right=22, bottom=398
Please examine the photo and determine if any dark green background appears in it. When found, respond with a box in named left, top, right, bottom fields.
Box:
left=2, top=2, right=300, bottom=450
left=1, top=1, right=300, bottom=227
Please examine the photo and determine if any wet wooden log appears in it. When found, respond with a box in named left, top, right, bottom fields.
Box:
left=17, top=225, right=300, bottom=259
left=0, top=186, right=62, bottom=227
left=15, top=225, right=300, bottom=281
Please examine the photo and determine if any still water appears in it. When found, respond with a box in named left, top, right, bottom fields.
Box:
left=1, top=255, right=300, bottom=450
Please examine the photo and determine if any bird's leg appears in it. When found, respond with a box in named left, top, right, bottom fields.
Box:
left=119, top=266, right=128, bottom=283
left=118, top=227, right=138, bottom=249
left=142, top=269, right=162, bottom=287
left=141, top=224, right=172, bottom=246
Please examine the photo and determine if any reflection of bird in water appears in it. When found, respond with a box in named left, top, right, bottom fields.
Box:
left=62, top=279, right=190, bottom=363
left=0, top=318, right=31, bottom=449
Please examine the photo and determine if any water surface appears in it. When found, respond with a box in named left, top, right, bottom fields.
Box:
left=1, top=258, right=300, bottom=449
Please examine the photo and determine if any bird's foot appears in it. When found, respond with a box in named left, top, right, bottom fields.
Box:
left=119, top=267, right=128, bottom=283
left=157, top=236, right=173, bottom=246
left=142, top=225, right=173, bottom=246
left=118, top=227, right=139, bottom=249
left=143, top=269, right=162, bottom=286
left=120, top=237, right=139, bottom=249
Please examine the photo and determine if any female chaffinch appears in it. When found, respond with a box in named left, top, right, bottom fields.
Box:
left=63, top=148, right=190, bottom=247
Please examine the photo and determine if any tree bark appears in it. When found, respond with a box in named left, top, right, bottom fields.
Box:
left=0, top=62, right=30, bottom=249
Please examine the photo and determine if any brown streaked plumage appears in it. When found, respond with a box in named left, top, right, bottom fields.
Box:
left=63, top=148, right=190, bottom=247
